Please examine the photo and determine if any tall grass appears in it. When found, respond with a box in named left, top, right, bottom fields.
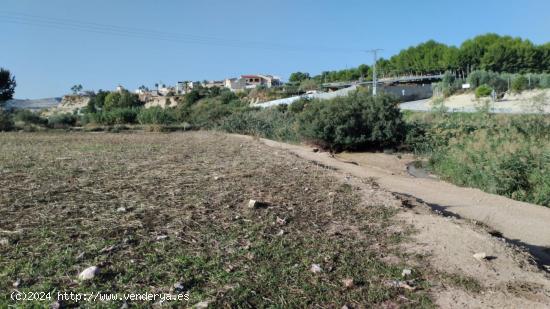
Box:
left=405, top=112, right=550, bottom=207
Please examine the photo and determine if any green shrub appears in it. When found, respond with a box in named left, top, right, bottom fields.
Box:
left=188, top=99, right=234, bottom=128
left=137, top=106, right=176, bottom=125
left=13, top=109, right=48, bottom=126
left=48, top=113, right=78, bottom=128
left=297, top=93, right=405, bottom=151
left=83, top=108, right=139, bottom=125
left=539, top=74, right=550, bottom=88
left=405, top=112, right=550, bottom=207
left=0, top=109, right=14, bottom=131
left=101, top=108, right=139, bottom=125
left=475, top=84, right=492, bottom=98
left=220, top=108, right=299, bottom=141
left=433, top=71, right=462, bottom=97
left=219, top=90, right=238, bottom=104
left=275, top=104, right=288, bottom=113
left=511, top=75, right=528, bottom=93
left=288, top=98, right=308, bottom=114
left=468, top=70, right=507, bottom=94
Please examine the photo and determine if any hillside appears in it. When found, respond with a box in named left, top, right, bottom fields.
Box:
left=401, top=89, right=550, bottom=113
left=5, top=97, right=62, bottom=110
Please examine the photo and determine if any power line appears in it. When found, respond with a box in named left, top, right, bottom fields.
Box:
left=0, top=11, right=363, bottom=54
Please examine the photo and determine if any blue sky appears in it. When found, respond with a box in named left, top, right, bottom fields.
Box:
left=2, top=0, right=549, bottom=99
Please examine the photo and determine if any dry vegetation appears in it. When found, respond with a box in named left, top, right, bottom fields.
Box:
left=0, top=131, right=434, bottom=308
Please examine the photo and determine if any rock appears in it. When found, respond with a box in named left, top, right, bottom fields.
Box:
left=116, top=207, right=126, bottom=213
left=310, top=264, right=322, bottom=273
left=51, top=301, right=61, bottom=309
left=155, top=235, right=168, bottom=241
left=385, top=279, right=416, bottom=291
left=78, top=266, right=99, bottom=281
left=473, top=252, right=487, bottom=261
left=213, top=176, right=221, bottom=180
left=120, top=302, right=129, bottom=309
left=342, top=278, right=354, bottom=288
left=173, top=282, right=185, bottom=292
left=402, top=269, right=412, bottom=277
left=195, top=300, right=210, bottom=308
left=276, top=217, right=286, bottom=225
left=12, top=278, right=21, bottom=288
left=328, top=192, right=336, bottom=197
left=247, top=200, right=258, bottom=209
left=0, top=238, right=9, bottom=246
left=276, top=229, right=284, bottom=236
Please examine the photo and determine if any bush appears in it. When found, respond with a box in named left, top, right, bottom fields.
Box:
left=48, top=113, right=78, bottom=128
left=219, top=90, right=238, bottom=104
left=101, top=108, right=139, bottom=125
left=468, top=70, right=507, bottom=94
left=137, top=107, right=176, bottom=125
left=288, top=98, right=308, bottom=114
left=405, top=112, right=550, bottom=207
left=13, top=110, right=48, bottom=126
left=475, top=84, right=492, bottom=98
left=188, top=99, right=236, bottom=128
left=539, top=74, right=550, bottom=88
left=296, top=93, right=405, bottom=151
left=220, top=108, right=299, bottom=141
left=82, top=108, right=139, bottom=125
left=511, top=75, right=528, bottom=93
left=0, top=109, right=14, bottom=131
left=433, top=71, right=462, bottom=97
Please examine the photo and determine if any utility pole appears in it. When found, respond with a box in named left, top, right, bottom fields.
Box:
left=366, top=49, right=383, bottom=95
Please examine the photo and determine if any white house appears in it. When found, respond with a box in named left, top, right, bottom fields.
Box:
left=224, top=74, right=281, bottom=91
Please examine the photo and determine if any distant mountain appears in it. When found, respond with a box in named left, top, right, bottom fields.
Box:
left=5, top=97, right=62, bottom=110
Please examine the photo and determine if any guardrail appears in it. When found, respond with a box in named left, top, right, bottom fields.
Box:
left=322, top=74, right=444, bottom=88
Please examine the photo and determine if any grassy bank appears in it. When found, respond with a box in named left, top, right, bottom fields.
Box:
left=405, top=111, right=550, bottom=207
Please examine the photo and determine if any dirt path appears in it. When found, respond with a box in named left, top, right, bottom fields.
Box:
left=261, top=140, right=550, bottom=266
left=248, top=136, right=550, bottom=308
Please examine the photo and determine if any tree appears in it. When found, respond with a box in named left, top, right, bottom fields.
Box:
left=457, top=33, right=501, bottom=73
left=385, top=40, right=458, bottom=75
left=71, top=84, right=83, bottom=95
left=538, top=43, right=550, bottom=73
left=289, top=72, right=311, bottom=83
left=103, top=92, right=121, bottom=111
left=103, top=90, right=141, bottom=111
left=0, top=68, right=16, bottom=104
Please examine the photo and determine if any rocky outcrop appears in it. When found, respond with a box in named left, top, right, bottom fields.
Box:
left=43, top=95, right=90, bottom=115
left=144, top=96, right=178, bottom=109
